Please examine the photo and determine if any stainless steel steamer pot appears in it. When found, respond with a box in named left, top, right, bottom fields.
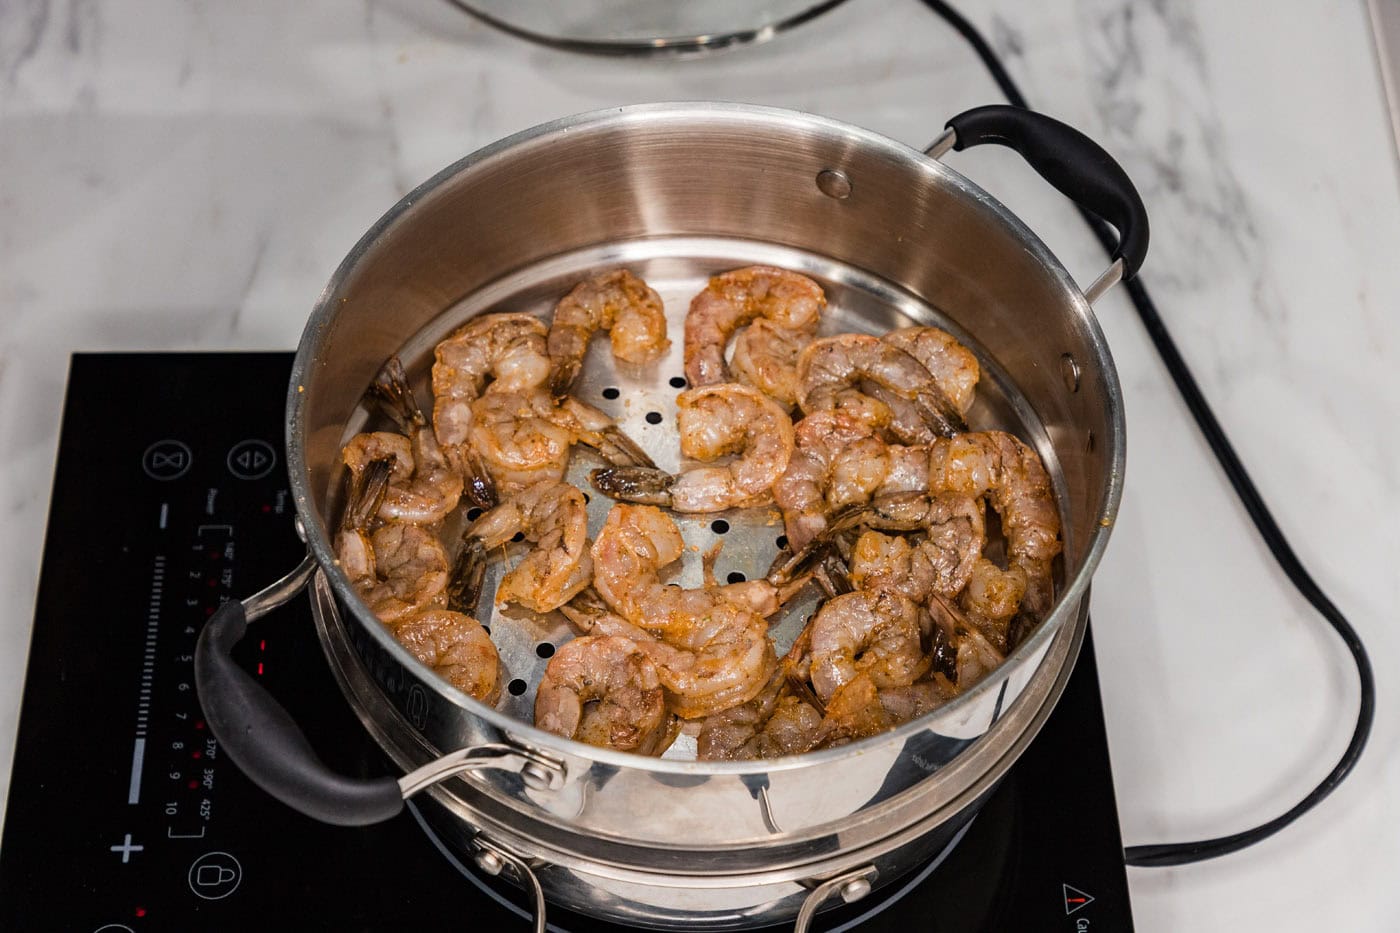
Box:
left=195, top=103, right=1144, bottom=931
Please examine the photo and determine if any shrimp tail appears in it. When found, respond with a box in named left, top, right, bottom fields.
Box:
left=369, top=356, right=427, bottom=431
left=913, top=384, right=968, bottom=438
left=598, top=425, right=658, bottom=469
left=342, top=458, right=393, bottom=532
left=446, top=537, right=488, bottom=615
left=459, top=447, right=498, bottom=510
left=589, top=466, right=675, bottom=506
left=547, top=358, right=582, bottom=400
left=559, top=588, right=611, bottom=633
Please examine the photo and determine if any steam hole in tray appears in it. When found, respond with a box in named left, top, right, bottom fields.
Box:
left=726, top=571, right=746, bottom=584
left=711, top=519, right=730, bottom=535
left=508, top=678, right=528, bottom=696
left=645, top=411, right=663, bottom=424
left=602, top=387, right=620, bottom=400
left=535, top=643, right=555, bottom=659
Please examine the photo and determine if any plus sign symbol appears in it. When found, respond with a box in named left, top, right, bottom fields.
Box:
left=108, top=833, right=144, bottom=864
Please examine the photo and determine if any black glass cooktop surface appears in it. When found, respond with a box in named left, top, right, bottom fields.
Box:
left=0, top=353, right=1133, bottom=931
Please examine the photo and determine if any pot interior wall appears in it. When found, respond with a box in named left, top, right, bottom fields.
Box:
left=294, top=105, right=1118, bottom=585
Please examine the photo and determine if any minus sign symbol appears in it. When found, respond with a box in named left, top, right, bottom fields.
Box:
left=159, top=503, right=169, bottom=530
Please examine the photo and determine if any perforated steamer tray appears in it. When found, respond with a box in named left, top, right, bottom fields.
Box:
left=335, top=236, right=1065, bottom=760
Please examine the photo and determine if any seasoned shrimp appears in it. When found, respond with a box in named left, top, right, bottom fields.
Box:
left=362, top=522, right=451, bottom=625
left=696, top=670, right=823, bottom=761
left=588, top=504, right=804, bottom=634
left=882, top=326, right=980, bottom=418
left=432, top=313, right=552, bottom=476
left=568, top=600, right=777, bottom=720
left=342, top=357, right=470, bottom=523
left=796, top=334, right=967, bottom=443
left=808, top=591, right=932, bottom=703
left=590, top=384, right=795, bottom=513
left=776, top=429, right=1060, bottom=626
left=771, top=410, right=888, bottom=550
left=334, top=458, right=450, bottom=625
left=535, top=635, right=678, bottom=754
left=469, top=389, right=655, bottom=496
left=393, top=609, right=502, bottom=704
left=455, top=479, right=593, bottom=614
left=730, top=318, right=812, bottom=409
left=823, top=492, right=987, bottom=602
left=684, top=266, right=825, bottom=391
left=547, top=269, right=670, bottom=397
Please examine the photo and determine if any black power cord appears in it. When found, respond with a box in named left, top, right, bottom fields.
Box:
left=916, top=0, right=1376, bottom=867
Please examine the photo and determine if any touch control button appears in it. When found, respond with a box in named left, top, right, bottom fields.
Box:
left=188, top=851, right=242, bottom=900
left=227, top=439, right=276, bottom=480
left=142, top=439, right=193, bottom=481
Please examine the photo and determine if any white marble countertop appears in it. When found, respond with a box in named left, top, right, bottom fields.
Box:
left=2, top=1, right=1398, bottom=929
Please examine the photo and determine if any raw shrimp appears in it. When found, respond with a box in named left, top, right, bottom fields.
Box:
left=730, top=318, right=812, bottom=409
left=924, top=431, right=1060, bottom=622
left=587, top=504, right=804, bottom=634
left=928, top=593, right=1006, bottom=689
left=684, top=266, right=825, bottom=391
left=567, top=599, right=777, bottom=720
left=776, top=429, right=1060, bottom=625
left=334, top=458, right=450, bottom=626
left=796, top=334, right=967, bottom=443
left=590, top=384, right=795, bottom=512
left=342, top=357, right=470, bottom=523
left=771, top=410, right=888, bottom=551
left=823, top=491, right=987, bottom=603
left=393, top=609, right=502, bottom=705
left=469, top=389, right=655, bottom=496
left=696, top=670, right=823, bottom=761
left=808, top=590, right=932, bottom=703
left=547, top=269, right=670, bottom=397
left=455, top=479, right=593, bottom=614
left=431, top=313, right=552, bottom=481
left=534, top=635, right=677, bottom=754
left=881, top=326, right=980, bottom=418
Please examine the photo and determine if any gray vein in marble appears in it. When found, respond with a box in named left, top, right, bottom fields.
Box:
left=989, top=14, right=1026, bottom=62
left=229, top=231, right=271, bottom=334
left=1, top=0, right=49, bottom=86
left=1079, top=0, right=1288, bottom=337
left=66, top=0, right=99, bottom=55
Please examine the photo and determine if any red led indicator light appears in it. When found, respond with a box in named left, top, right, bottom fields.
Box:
left=261, top=504, right=272, bottom=513
left=204, top=606, right=214, bottom=616
left=256, top=662, right=264, bottom=676
left=192, top=750, right=202, bottom=759
left=135, top=907, right=147, bottom=918
left=259, top=639, right=266, bottom=651
left=187, top=779, right=198, bottom=789
left=208, top=550, right=219, bottom=560
left=195, top=720, right=205, bottom=730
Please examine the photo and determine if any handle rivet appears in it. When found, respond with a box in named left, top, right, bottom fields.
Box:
left=816, top=169, right=852, bottom=200
left=474, top=849, right=505, bottom=876
left=840, top=877, right=872, bottom=903
left=1060, top=353, right=1081, bottom=393
left=521, top=761, right=555, bottom=791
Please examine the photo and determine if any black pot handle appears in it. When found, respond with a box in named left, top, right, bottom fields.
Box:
left=194, top=558, right=405, bottom=826
left=942, top=105, right=1149, bottom=284
left=194, top=553, right=567, bottom=828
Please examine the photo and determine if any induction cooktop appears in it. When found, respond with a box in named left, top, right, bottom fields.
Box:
left=0, top=353, right=1133, bottom=931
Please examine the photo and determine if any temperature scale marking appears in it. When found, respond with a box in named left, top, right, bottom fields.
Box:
left=128, top=555, right=165, bottom=804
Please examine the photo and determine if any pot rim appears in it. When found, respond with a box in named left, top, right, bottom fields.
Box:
left=286, top=100, right=1126, bottom=776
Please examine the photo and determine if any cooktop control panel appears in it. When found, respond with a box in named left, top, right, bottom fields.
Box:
left=0, top=354, right=382, bottom=929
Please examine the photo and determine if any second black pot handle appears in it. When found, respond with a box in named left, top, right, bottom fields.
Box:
left=194, top=552, right=565, bottom=827
left=931, top=104, right=1149, bottom=301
